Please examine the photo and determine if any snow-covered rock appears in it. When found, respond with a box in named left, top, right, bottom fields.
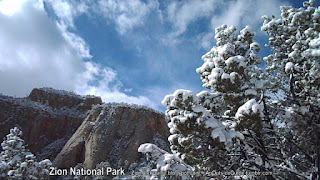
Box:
left=53, top=103, right=169, bottom=169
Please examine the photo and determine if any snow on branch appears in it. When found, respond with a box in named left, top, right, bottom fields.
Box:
left=138, top=143, right=193, bottom=179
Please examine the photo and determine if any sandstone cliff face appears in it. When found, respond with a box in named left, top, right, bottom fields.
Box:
left=53, top=103, right=170, bottom=169
left=0, top=88, right=102, bottom=160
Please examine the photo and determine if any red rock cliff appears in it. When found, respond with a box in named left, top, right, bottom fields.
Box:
left=53, top=103, right=170, bottom=169
left=0, top=88, right=102, bottom=160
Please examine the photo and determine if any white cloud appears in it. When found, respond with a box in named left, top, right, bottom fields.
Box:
left=200, top=0, right=289, bottom=49
left=0, top=0, right=83, bottom=96
left=97, top=0, right=160, bottom=34
left=0, top=0, right=156, bottom=109
left=210, top=0, right=287, bottom=30
left=56, top=22, right=92, bottom=58
left=45, top=0, right=89, bottom=28
left=198, top=32, right=215, bottom=50
left=47, top=0, right=74, bottom=27
left=45, top=0, right=91, bottom=58
left=75, top=62, right=157, bottom=109
left=166, top=0, right=220, bottom=37
left=0, top=0, right=29, bottom=16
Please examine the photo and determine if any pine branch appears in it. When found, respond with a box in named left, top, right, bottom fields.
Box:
left=276, top=165, right=309, bottom=179
left=287, top=135, right=314, bottom=162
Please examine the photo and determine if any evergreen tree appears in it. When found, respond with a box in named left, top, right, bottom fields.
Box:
left=0, top=127, right=52, bottom=180
left=139, top=1, right=320, bottom=179
left=140, top=24, right=268, bottom=179
left=262, top=0, right=320, bottom=178
left=163, top=25, right=263, bottom=175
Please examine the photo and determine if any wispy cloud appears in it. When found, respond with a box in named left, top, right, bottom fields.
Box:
left=166, top=0, right=220, bottom=37
left=200, top=0, right=289, bottom=49
left=75, top=62, right=157, bottom=109
left=97, top=0, right=160, bottom=34
left=56, top=22, right=92, bottom=58
left=45, top=0, right=89, bottom=28
left=210, top=0, right=287, bottom=31
left=45, top=0, right=91, bottom=58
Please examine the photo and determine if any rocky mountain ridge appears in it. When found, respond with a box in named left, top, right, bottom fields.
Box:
left=0, top=88, right=169, bottom=171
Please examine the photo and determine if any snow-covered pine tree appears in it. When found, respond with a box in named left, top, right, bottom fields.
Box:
left=197, top=25, right=263, bottom=117
left=139, top=24, right=279, bottom=179
left=159, top=25, right=259, bottom=172
left=0, top=127, right=52, bottom=179
left=194, top=24, right=280, bottom=178
left=159, top=24, right=276, bottom=178
left=161, top=89, right=243, bottom=175
left=262, top=0, right=320, bottom=179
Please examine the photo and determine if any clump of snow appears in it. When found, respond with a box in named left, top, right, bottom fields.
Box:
left=168, top=134, right=178, bottom=144
left=161, top=89, right=197, bottom=108
left=173, top=89, right=196, bottom=102
left=20, top=162, right=27, bottom=168
left=306, top=35, right=320, bottom=56
left=196, top=60, right=215, bottom=74
left=240, top=25, right=252, bottom=35
left=309, top=35, right=320, bottom=47
left=225, top=56, right=246, bottom=68
left=138, top=143, right=193, bottom=179
left=245, top=89, right=258, bottom=96
left=285, top=62, right=294, bottom=73
left=191, top=105, right=203, bottom=113
left=216, top=44, right=234, bottom=58
left=230, top=72, right=239, bottom=83
left=250, top=42, right=260, bottom=52
left=209, top=125, right=244, bottom=143
left=210, top=127, right=227, bottom=142
left=205, top=118, right=220, bottom=129
left=235, top=99, right=264, bottom=119
left=208, top=68, right=223, bottom=81
left=161, top=94, right=174, bottom=106
left=221, top=72, right=231, bottom=81
left=7, top=170, right=14, bottom=176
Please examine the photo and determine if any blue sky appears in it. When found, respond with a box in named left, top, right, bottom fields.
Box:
left=0, top=0, right=313, bottom=111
